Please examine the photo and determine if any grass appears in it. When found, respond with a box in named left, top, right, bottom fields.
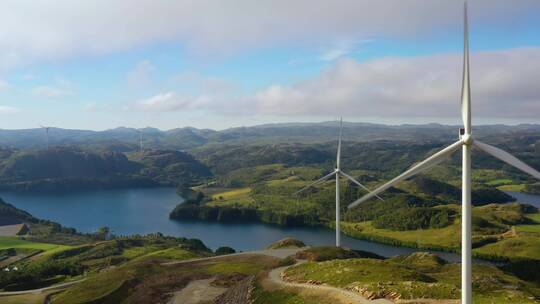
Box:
left=207, top=187, right=256, bottom=208
left=516, top=212, right=540, bottom=233
left=52, top=262, right=134, bottom=304
left=341, top=220, right=461, bottom=249
left=0, top=293, right=51, bottom=304
left=140, top=247, right=200, bottom=261
left=498, top=184, right=527, bottom=192
left=473, top=234, right=540, bottom=260
left=206, top=261, right=266, bottom=275
left=53, top=253, right=278, bottom=304
left=52, top=249, right=199, bottom=304
left=0, top=236, right=70, bottom=253
left=121, top=245, right=164, bottom=259
left=211, top=187, right=251, bottom=200
left=283, top=255, right=540, bottom=302
left=252, top=282, right=334, bottom=304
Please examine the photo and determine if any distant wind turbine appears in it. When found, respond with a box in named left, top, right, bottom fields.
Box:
left=137, top=130, right=143, bottom=153
left=295, top=118, right=383, bottom=247
left=40, top=125, right=51, bottom=150
left=348, top=4, right=540, bottom=304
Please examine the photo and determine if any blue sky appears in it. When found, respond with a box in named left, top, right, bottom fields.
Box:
left=0, top=0, right=539, bottom=130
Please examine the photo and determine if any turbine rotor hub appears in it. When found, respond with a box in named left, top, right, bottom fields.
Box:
left=462, top=134, right=473, bottom=145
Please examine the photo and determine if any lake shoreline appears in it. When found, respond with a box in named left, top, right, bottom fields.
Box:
left=2, top=187, right=538, bottom=264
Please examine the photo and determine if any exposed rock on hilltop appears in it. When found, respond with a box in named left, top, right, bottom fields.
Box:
left=266, top=237, right=306, bottom=250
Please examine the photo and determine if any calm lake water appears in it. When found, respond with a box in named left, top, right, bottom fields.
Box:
left=505, top=191, right=540, bottom=208
left=2, top=188, right=538, bottom=262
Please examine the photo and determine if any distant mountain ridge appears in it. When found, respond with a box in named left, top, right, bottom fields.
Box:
left=1, top=122, right=539, bottom=151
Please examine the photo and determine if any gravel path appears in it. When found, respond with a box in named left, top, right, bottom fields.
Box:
left=167, top=278, right=227, bottom=304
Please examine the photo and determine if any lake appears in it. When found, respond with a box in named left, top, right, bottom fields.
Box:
left=1, top=187, right=538, bottom=262
left=505, top=191, right=540, bottom=208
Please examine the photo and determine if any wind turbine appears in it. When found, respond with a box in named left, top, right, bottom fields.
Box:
left=137, top=129, right=143, bottom=153
left=295, top=118, right=383, bottom=247
left=348, top=4, right=540, bottom=304
left=40, top=125, right=51, bottom=150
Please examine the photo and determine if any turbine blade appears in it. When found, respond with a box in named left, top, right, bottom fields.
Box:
left=294, top=171, right=337, bottom=195
left=348, top=140, right=463, bottom=208
left=461, top=2, right=472, bottom=134
left=337, top=117, right=343, bottom=169
left=339, top=171, right=384, bottom=202
left=474, top=140, right=540, bottom=180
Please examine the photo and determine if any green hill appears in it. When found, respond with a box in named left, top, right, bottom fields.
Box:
left=0, top=147, right=211, bottom=192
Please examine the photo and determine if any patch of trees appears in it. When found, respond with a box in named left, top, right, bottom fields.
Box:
left=472, top=186, right=515, bottom=205
left=136, top=150, right=212, bottom=186
left=170, top=204, right=323, bottom=227
left=501, top=259, right=540, bottom=283
left=195, top=143, right=333, bottom=175
left=372, top=207, right=455, bottom=231
left=344, top=193, right=437, bottom=223
left=524, top=183, right=540, bottom=194
left=215, top=246, right=236, bottom=255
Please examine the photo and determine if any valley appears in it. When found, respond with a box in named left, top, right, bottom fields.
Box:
left=0, top=123, right=539, bottom=303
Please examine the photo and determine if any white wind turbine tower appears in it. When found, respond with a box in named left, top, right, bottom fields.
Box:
left=295, top=118, right=383, bottom=247
left=40, top=125, right=51, bottom=150
left=348, top=4, right=540, bottom=304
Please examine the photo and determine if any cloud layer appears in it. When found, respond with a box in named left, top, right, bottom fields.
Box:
left=132, top=47, right=540, bottom=120
left=1, top=0, right=539, bottom=70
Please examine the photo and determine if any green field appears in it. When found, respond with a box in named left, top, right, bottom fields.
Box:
left=516, top=212, right=540, bottom=233
left=473, top=234, right=540, bottom=260
left=498, top=184, right=527, bottom=192
left=0, top=236, right=70, bottom=252
left=341, top=220, right=461, bottom=249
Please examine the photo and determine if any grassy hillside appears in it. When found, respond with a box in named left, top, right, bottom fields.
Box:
left=51, top=251, right=276, bottom=304
left=283, top=252, right=540, bottom=303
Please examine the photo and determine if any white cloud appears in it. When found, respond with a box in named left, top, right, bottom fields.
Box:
left=319, top=39, right=371, bottom=61
left=0, top=105, right=20, bottom=114
left=248, top=48, right=540, bottom=119
left=128, top=47, right=540, bottom=120
left=31, top=79, right=74, bottom=98
left=0, top=0, right=538, bottom=70
left=131, top=92, right=212, bottom=112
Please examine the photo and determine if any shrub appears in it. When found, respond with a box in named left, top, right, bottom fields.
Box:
left=215, top=246, right=236, bottom=255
